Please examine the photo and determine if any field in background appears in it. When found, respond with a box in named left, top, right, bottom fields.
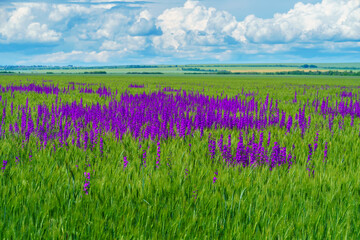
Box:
left=0, top=74, right=360, bottom=238
left=2, top=63, right=360, bottom=75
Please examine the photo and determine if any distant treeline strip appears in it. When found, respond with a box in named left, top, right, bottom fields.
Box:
left=83, top=71, right=107, bottom=74
left=46, top=71, right=107, bottom=74
left=126, top=72, right=164, bottom=74
left=185, top=70, right=360, bottom=76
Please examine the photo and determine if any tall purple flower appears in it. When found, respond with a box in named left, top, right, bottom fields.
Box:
left=270, top=142, right=280, bottom=171
left=287, top=152, right=293, bottom=170
left=323, top=142, right=328, bottom=163
left=213, top=170, right=218, bottom=184
left=156, top=141, right=161, bottom=168
left=99, top=137, right=104, bottom=155
left=267, top=131, right=271, bottom=146
left=142, top=149, right=147, bottom=168
left=208, top=134, right=216, bottom=160
left=2, top=160, right=8, bottom=172
left=83, top=172, right=90, bottom=195
left=123, top=156, right=128, bottom=169
left=314, top=132, right=319, bottom=151
left=217, top=134, right=224, bottom=152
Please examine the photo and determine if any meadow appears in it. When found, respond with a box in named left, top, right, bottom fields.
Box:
left=0, top=74, right=360, bottom=239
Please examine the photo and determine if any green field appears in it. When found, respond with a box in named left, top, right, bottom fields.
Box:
left=0, top=74, right=360, bottom=239
left=2, top=63, right=360, bottom=75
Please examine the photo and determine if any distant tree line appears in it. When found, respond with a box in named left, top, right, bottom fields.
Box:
left=126, top=72, right=164, bottom=74
left=83, top=71, right=107, bottom=74
left=185, top=70, right=360, bottom=76
left=181, top=67, right=217, bottom=72
left=126, top=65, right=159, bottom=68
left=300, top=64, right=318, bottom=68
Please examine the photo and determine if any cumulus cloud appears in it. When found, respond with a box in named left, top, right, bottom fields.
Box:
left=129, top=10, right=162, bottom=36
left=0, top=3, right=61, bottom=42
left=153, top=0, right=240, bottom=51
left=1, top=0, right=360, bottom=64
left=240, top=0, right=360, bottom=43
left=149, top=0, right=360, bottom=60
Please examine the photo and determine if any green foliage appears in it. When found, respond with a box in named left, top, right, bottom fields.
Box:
left=0, top=74, right=360, bottom=239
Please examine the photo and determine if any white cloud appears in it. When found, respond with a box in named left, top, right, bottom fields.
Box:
left=2, top=0, right=360, bottom=64
left=150, top=0, right=360, bottom=59
left=93, top=12, right=130, bottom=39
left=239, top=0, right=360, bottom=43
left=0, top=4, right=61, bottom=42
left=129, top=10, right=161, bottom=36
left=153, top=0, right=240, bottom=51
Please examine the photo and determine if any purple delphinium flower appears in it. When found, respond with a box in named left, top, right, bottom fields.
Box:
left=14, top=122, right=19, bottom=133
left=208, top=134, right=216, bottom=160
left=83, top=172, right=90, bottom=195
left=123, top=156, right=128, bottom=169
left=267, top=131, right=271, bottom=146
left=213, top=170, right=218, bottom=183
left=99, top=137, right=104, bottom=155
left=323, top=142, right=328, bottom=163
left=307, top=144, right=314, bottom=177
left=314, top=132, right=319, bottom=151
left=192, top=189, right=198, bottom=201
left=185, top=168, right=189, bottom=177
left=287, top=152, right=293, bottom=170
left=270, top=142, right=280, bottom=171
left=156, top=141, right=161, bottom=168
left=83, top=131, right=89, bottom=150
left=2, top=160, right=8, bottom=172
left=217, top=134, right=224, bottom=152
left=338, top=118, right=344, bottom=130
left=235, top=132, right=245, bottom=166
left=142, top=149, right=147, bottom=168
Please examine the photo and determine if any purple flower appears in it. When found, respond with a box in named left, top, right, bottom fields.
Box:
left=83, top=172, right=90, bottom=195
left=99, top=137, right=104, bottom=155
left=314, top=132, right=319, bottom=151
left=156, top=141, right=161, bottom=168
left=123, top=156, right=128, bottom=169
left=323, top=142, right=328, bottom=163
left=208, top=134, right=216, bottom=160
left=213, top=170, right=218, bottom=183
left=2, top=160, right=8, bottom=172
left=307, top=144, right=314, bottom=177
left=142, top=149, right=147, bottom=168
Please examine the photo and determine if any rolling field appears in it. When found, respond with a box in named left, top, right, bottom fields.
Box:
left=0, top=74, right=360, bottom=239
left=7, top=63, right=360, bottom=75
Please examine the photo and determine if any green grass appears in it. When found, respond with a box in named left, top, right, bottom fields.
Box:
left=0, top=74, right=360, bottom=239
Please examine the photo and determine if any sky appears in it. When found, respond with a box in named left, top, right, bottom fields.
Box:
left=0, top=0, right=359, bottom=65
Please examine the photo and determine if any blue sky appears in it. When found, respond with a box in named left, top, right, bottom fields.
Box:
left=0, top=0, right=359, bottom=65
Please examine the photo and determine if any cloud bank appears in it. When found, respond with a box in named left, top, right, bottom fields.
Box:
left=0, top=0, right=359, bottom=64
